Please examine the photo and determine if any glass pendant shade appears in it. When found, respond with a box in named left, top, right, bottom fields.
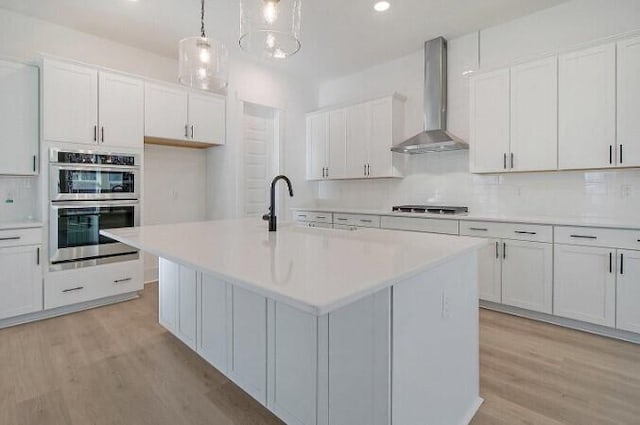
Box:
left=240, top=0, right=302, bottom=59
left=178, top=36, right=229, bottom=91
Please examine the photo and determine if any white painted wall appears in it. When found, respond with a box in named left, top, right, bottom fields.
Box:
left=315, top=0, right=640, bottom=221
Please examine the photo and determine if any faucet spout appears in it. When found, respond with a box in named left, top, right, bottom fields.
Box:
left=264, top=175, right=294, bottom=232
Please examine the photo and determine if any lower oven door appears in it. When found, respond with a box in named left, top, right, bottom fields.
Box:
left=50, top=200, right=140, bottom=264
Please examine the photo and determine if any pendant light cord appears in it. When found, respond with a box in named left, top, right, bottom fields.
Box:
left=200, top=0, right=206, bottom=38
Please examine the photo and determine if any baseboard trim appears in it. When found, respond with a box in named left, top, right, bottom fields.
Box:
left=480, top=301, right=640, bottom=344
left=0, top=292, right=139, bottom=330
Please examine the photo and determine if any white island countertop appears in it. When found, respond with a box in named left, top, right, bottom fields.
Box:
left=102, top=218, right=486, bottom=315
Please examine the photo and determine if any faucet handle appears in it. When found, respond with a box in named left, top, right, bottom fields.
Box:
left=262, top=207, right=272, bottom=221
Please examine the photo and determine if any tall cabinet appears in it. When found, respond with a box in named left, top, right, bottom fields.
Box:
left=617, top=36, right=640, bottom=168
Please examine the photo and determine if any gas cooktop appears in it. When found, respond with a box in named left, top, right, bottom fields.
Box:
left=391, top=205, right=469, bottom=215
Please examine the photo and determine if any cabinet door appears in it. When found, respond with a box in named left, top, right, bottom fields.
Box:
left=510, top=57, right=558, bottom=171
left=0, top=245, right=42, bottom=320
left=328, top=109, right=347, bottom=179
left=43, top=60, right=98, bottom=144
left=346, top=103, right=370, bottom=178
left=98, top=71, right=144, bottom=149
left=188, top=93, right=226, bottom=144
left=617, top=250, right=640, bottom=333
left=554, top=244, right=616, bottom=327
left=230, top=286, right=267, bottom=405
left=478, top=239, right=502, bottom=303
left=558, top=44, right=616, bottom=170
left=176, top=266, right=197, bottom=349
left=144, top=83, right=189, bottom=141
left=0, top=61, right=38, bottom=175
left=502, top=240, right=553, bottom=313
left=617, top=36, right=640, bottom=167
left=306, top=113, right=328, bottom=180
left=470, top=69, right=511, bottom=173
left=197, top=273, right=229, bottom=373
left=368, top=98, right=394, bottom=178
left=158, top=258, right=179, bottom=333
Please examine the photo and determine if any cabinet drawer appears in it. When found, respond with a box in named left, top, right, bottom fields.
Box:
left=305, top=222, right=332, bottom=229
left=333, top=213, right=380, bottom=228
left=0, top=228, right=42, bottom=248
left=555, top=226, right=640, bottom=250
left=295, top=211, right=332, bottom=224
left=45, top=260, right=142, bottom=309
left=380, top=216, right=459, bottom=235
left=460, top=221, right=552, bottom=243
left=333, top=224, right=359, bottom=231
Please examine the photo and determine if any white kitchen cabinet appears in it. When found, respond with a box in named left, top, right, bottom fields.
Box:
left=158, top=258, right=196, bottom=349
left=501, top=240, right=553, bottom=314
left=617, top=36, right=640, bottom=168
left=368, top=97, right=395, bottom=178
left=558, top=44, right=616, bottom=170
left=230, top=286, right=268, bottom=405
left=554, top=244, right=616, bottom=327
left=328, top=109, right=347, bottom=179
left=616, top=250, right=640, bottom=333
left=144, top=82, right=225, bottom=147
left=510, top=57, right=558, bottom=172
left=197, top=273, right=229, bottom=373
left=477, top=239, right=502, bottom=303
left=470, top=69, right=511, bottom=173
left=0, top=245, right=42, bottom=320
left=345, top=102, right=370, bottom=178
left=306, top=112, right=328, bottom=180
left=0, top=60, right=38, bottom=175
left=159, top=259, right=179, bottom=333
left=98, top=71, right=144, bottom=149
left=43, top=59, right=98, bottom=144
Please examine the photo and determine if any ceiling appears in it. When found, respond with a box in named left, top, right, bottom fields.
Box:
left=0, top=0, right=569, bottom=82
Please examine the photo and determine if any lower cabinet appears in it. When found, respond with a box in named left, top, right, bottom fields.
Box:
left=554, top=245, right=616, bottom=327
left=617, top=249, right=640, bottom=333
left=0, top=245, right=42, bottom=320
left=197, top=273, right=229, bottom=373
left=158, top=258, right=196, bottom=349
left=477, top=239, right=502, bottom=303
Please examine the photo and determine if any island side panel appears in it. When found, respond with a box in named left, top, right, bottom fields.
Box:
left=392, top=251, right=481, bottom=425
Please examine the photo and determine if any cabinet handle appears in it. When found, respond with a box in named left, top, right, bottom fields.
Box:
left=609, top=252, right=613, bottom=274
left=503, top=153, right=507, bottom=170
left=510, top=152, right=514, bottom=169
left=191, top=125, right=195, bottom=139
left=298, top=214, right=307, bottom=218
left=503, top=242, right=506, bottom=259
left=62, top=286, right=84, bottom=293
left=316, top=216, right=326, bottom=219
left=336, top=218, right=348, bottom=221
left=0, top=236, right=20, bottom=241
left=326, top=167, right=329, bottom=178
left=114, top=277, right=132, bottom=284
left=36, top=247, right=40, bottom=265
left=515, top=230, right=537, bottom=235
left=185, top=124, right=189, bottom=138
left=609, top=145, right=613, bottom=165
left=360, top=219, right=373, bottom=223
left=495, top=241, right=499, bottom=259
left=469, top=227, right=488, bottom=231
left=93, top=125, right=97, bottom=142
left=570, top=234, right=597, bottom=240
left=620, top=144, right=623, bottom=164
left=367, top=164, right=371, bottom=176
left=620, top=253, right=624, bottom=275
left=33, top=155, right=37, bottom=172
left=101, top=126, right=105, bottom=143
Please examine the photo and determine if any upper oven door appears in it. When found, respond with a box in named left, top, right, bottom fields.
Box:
left=49, top=200, right=140, bottom=264
left=50, top=164, right=140, bottom=201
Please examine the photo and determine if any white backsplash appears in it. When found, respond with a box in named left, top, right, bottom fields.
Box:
left=0, top=177, right=38, bottom=222
left=316, top=150, right=640, bottom=221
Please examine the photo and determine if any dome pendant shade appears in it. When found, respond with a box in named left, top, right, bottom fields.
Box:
left=239, top=0, right=302, bottom=59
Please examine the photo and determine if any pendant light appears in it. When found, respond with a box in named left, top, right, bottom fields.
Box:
left=178, top=0, right=228, bottom=91
left=239, top=0, right=302, bottom=59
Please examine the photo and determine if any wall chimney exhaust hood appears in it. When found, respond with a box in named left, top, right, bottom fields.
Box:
left=391, top=37, right=468, bottom=154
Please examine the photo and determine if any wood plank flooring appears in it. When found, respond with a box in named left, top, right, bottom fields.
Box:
left=0, top=283, right=639, bottom=425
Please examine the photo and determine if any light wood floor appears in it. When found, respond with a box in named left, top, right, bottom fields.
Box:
left=1, top=283, right=639, bottom=425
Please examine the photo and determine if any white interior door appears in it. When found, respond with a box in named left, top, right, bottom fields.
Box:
left=558, top=44, right=616, bottom=170
left=510, top=57, right=558, bottom=171
left=617, top=36, right=640, bottom=167
left=616, top=249, right=640, bottom=333
left=98, top=71, right=144, bottom=149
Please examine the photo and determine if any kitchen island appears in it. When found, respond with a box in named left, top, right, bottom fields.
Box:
left=102, top=219, right=486, bottom=425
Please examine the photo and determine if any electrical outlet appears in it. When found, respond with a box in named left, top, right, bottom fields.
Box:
left=171, top=190, right=179, bottom=201
left=621, top=184, right=632, bottom=198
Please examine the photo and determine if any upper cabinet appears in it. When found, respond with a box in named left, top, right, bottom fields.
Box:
left=42, top=59, right=144, bottom=149
left=558, top=44, right=616, bottom=170
left=144, top=82, right=226, bottom=147
left=306, top=94, right=405, bottom=181
left=0, top=60, right=39, bottom=175
left=617, top=36, right=640, bottom=168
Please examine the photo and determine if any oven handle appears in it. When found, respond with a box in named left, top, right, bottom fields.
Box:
left=50, top=200, right=140, bottom=209
left=50, top=164, right=140, bottom=172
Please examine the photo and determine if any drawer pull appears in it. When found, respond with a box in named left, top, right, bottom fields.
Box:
left=570, top=234, right=597, bottom=240
left=360, top=219, right=373, bottom=223
left=514, top=231, right=537, bottom=235
left=0, top=236, right=21, bottom=241
left=62, top=286, right=84, bottom=293
left=298, top=214, right=307, bottom=218
left=336, top=218, right=348, bottom=221
left=315, top=216, right=326, bottom=219
left=495, top=241, right=499, bottom=259
left=469, top=227, right=488, bottom=231
left=114, top=277, right=133, bottom=284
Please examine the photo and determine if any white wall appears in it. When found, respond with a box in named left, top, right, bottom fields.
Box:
left=315, top=0, right=640, bottom=221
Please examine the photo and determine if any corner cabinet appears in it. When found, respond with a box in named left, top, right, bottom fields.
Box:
left=42, top=59, right=144, bottom=149
left=0, top=60, right=39, bottom=175
left=306, top=94, right=405, bottom=180
left=144, top=82, right=226, bottom=147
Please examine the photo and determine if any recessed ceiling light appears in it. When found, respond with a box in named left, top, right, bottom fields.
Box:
left=374, top=1, right=390, bottom=12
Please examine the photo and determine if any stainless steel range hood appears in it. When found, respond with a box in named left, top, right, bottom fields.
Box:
left=391, top=37, right=468, bottom=154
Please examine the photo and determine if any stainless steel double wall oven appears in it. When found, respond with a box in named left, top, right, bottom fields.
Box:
left=49, top=149, right=140, bottom=270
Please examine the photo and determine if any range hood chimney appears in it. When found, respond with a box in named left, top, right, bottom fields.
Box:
left=391, top=37, right=468, bottom=154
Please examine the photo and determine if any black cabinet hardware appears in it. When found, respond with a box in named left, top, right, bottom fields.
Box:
left=503, top=242, right=506, bottom=259
left=620, top=253, right=624, bottom=275
left=609, top=252, right=613, bottom=274
left=62, top=286, right=84, bottom=293
left=570, top=234, right=597, bottom=239
left=0, top=236, right=20, bottom=241
left=114, top=277, right=132, bottom=284
left=469, top=227, right=488, bottom=231
left=515, top=231, right=537, bottom=235
left=495, top=241, right=499, bottom=259
left=620, top=144, right=623, bottom=164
